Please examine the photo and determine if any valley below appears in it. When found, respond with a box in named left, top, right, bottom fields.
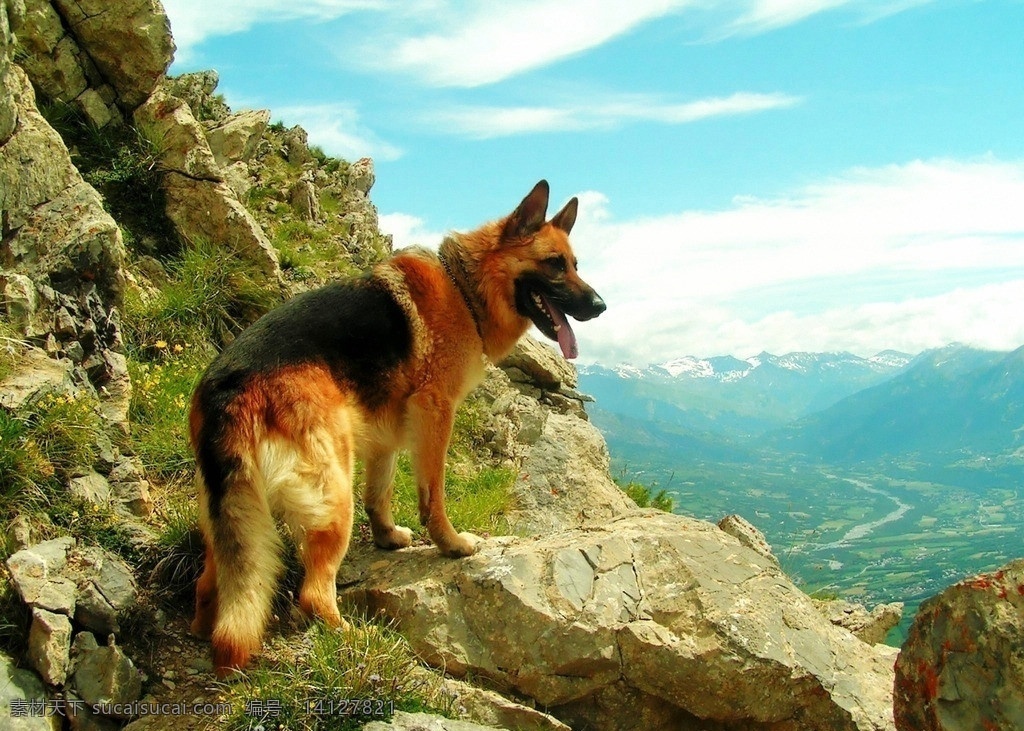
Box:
left=580, top=344, right=1024, bottom=645
left=614, top=448, right=1022, bottom=645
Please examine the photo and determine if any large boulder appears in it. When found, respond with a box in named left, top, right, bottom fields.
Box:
left=893, top=559, right=1024, bottom=731
left=0, top=61, right=127, bottom=420
left=342, top=511, right=896, bottom=731
left=507, top=411, right=636, bottom=534
left=51, top=0, right=173, bottom=109
left=134, top=84, right=283, bottom=282
left=1, top=0, right=21, bottom=141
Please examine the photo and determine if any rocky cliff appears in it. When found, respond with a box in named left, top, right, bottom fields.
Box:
left=3, top=3, right=1014, bottom=731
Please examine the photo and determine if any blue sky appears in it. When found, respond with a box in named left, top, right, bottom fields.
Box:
left=162, top=0, right=1024, bottom=365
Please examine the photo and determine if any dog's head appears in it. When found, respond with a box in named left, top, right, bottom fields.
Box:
left=502, top=180, right=606, bottom=360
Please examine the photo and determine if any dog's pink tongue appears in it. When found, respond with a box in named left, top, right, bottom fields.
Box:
left=542, top=295, right=578, bottom=360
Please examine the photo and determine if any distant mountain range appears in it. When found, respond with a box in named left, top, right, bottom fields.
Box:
left=773, top=345, right=1024, bottom=466
left=579, top=350, right=913, bottom=439
left=579, top=344, right=1024, bottom=469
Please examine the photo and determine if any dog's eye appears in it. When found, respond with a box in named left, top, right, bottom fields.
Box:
left=545, top=256, right=567, bottom=272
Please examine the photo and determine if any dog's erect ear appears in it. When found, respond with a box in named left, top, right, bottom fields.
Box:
left=550, top=196, right=578, bottom=235
left=503, top=180, right=549, bottom=241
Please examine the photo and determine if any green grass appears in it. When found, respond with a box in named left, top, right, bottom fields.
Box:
left=220, top=620, right=455, bottom=731
left=123, top=238, right=281, bottom=354
left=375, top=458, right=515, bottom=542
left=145, top=495, right=205, bottom=602
left=39, top=100, right=175, bottom=258
left=127, top=355, right=203, bottom=478
left=0, top=392, right=103, bottom=515
left=122, top=240, right=281, bottom=479
left=0, top=390, right=142, bottom=562
left=620, top=480, right=675, bottom=512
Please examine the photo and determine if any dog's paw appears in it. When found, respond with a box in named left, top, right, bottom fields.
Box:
left=374, top=525, right=413, bottom=550
left=441, top=531, right=483, bottom=558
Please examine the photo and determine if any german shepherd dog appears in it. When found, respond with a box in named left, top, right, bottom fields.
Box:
left=188, top=180, right=605, bottom=676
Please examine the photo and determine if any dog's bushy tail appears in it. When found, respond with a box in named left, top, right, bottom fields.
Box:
left=191, top=385, right=283, bottom=676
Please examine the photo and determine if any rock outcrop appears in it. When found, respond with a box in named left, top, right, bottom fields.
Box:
left=342, top=511, right=897, bottom=731
left=15, top=0, right=173, bottom=125
left=1, top=0, right=132, bottom=432
left=893, top=559, right=1024, bottom=731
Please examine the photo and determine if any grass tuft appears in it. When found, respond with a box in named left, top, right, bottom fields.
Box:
left=620, top=480, right=675, bottom=512
left=220, top=619, right=455, bottom=731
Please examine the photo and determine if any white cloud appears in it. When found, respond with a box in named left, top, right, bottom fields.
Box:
left=162, top=0, right=384, bottom=62
left=360, top=0, right=687, bottom=87
left=567, top=158, right=1024, bottom=364
left=273, top=103, right=402, bottom=161
left=378, top=212, right=448, bottom=250
left=425, top=92, right=802, bottom=138
left=163, top=0, right=937, bottom=81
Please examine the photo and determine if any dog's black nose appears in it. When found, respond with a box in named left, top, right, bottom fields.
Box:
left=575, top=290, right=606, bottom=320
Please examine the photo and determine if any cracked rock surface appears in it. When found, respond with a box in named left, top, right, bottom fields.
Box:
left=342, top=510, right=896, bottom=731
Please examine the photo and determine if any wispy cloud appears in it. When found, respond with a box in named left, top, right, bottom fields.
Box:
left=424, top=92, right=803, bottom=138
left=164, top=0, right=935, bottom=84
left=563, top=157, right=1024, bottom=363
left=360, top=0, right=688, bottom=87
left=723, top=0, right=938, bottom=35
left=162, top=0, right=384, bottom=62
left=273, top=103, right=403, bottom=161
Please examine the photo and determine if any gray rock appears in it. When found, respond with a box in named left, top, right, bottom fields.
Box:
left=499, top=336, right=577, bottom=390
left=70, top=546, right=139, bottom=636
left=364, top=711, right=508, bottom=731
left=437, top=677, right=570, bottom=731
left=1, top=649, right=56, bottom=731
left=717, top=513, right=780, bottom=567
left=2, top=272, right=38, bottom=330
left=814, top=598, right=903, bottom=645
left=73, top=583, right=119, bottom=637
left=161, top=172, right=283, bottom=281
left=161, top=70, right=228, bottom=122
left=1, top=1, right=19, bottom=143
left=133, top=87, right=222, bottom=181
left=0, top=347, right=77, bottom=411
left=282, top=125, right=311, bottom=165
left=290, top=176, right=322, bottom=222
left=7, top=538, right=78, bottom=616
left=73, top=88, right=113, bottom=128
left=348, top=156, right=376, bottom=193
left=0, top=68, right=126, bottom=313
left=894, top=558, right=1024, bottom=731
left=27, top=608, right=72, bottom=685
left=508, top=411, right=636, bottom=535
left=68, top=471, right=112, bottom=506
left=16, top=0, right=88, bottom=103
left=72, top=638, right=143, bottom=719
left=343, top=511, right=897, bottom=731
left=205, top=108, right=270, bottom=167
left=65, top=689, right=120, bottom=731
left=52, top=0, right=174, bottom=109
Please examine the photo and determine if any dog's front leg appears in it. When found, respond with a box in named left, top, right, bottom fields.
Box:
left=408, top=392, right=482, bottom=557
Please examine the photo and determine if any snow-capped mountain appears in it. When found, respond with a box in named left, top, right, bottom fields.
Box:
left=581, top=350, right=913, bottom=384
left=577, top=350, right=914, bottom=440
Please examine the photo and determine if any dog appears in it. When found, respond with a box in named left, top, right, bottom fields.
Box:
left=188, top=180, right=606, bottom=676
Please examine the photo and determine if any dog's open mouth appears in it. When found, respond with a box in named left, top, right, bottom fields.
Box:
left=518, top=285, right=578, bottom=359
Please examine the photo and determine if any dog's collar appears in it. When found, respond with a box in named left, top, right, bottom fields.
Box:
left=438, top=248, right=484, bottom=341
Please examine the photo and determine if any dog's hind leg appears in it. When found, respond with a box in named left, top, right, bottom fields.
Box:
left=276, top=415, right=355, bottom=628
left=190, top=527, right=217, bottom=640
left=208, top=475, right=284, bottom=677
left=364, top=449, right=413, bottom=550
